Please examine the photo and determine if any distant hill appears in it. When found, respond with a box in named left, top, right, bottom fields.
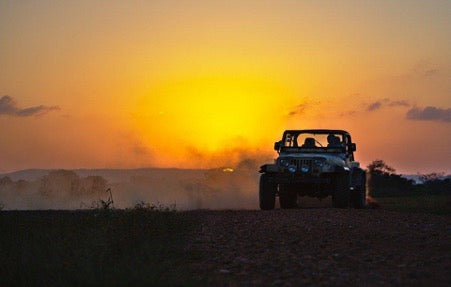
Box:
left=0, top=169, right=52, bottom=182
left=401, top=174, right=451, bottom=184
left=400, top=174, right=422, bottom=184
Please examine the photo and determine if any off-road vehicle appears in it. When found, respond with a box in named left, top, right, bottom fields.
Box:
left=259, top=129, right=366, bottom=209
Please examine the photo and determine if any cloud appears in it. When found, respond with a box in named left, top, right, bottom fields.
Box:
left=406, top=106, right=451, bottom=123
left=367, top=98, right=411, bottom=111
left=340, top=110, right=357, bottom=117
left=367, top=101, right=382, bottom=111
left=341, top=98, right=412, bottom=117
left=0, top=95, right=60, bottom=117
left=288, top=103, right=309, bottom=116
left=388, top=100, right=410, bottom=107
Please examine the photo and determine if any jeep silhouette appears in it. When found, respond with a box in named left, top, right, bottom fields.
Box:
left=259, top=129, right=366, bottom=209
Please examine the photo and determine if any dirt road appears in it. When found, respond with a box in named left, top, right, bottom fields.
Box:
left=184, top=209, right=451, bottom=286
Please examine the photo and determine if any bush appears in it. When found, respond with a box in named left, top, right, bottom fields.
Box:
left=131, top=201, right=176, bottom=212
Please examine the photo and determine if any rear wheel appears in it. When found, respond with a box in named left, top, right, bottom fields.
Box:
left=332, top=173, right=350, bottom=208
left=351, top=174, right=366, bottom=208
left=259, top=174, right=276, bottom=210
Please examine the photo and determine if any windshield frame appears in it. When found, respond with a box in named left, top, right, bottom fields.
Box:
left=278, top=129, right=354, bottom=159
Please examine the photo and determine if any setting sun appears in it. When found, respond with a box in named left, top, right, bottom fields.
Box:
left=134, top=74, right=297, bottom=156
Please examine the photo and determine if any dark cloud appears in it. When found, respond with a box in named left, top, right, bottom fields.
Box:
left=367, top=101, right=382, bottom=111
left=288, top=103, right=309, bottom=116
left=340, top=110, right=357, bottom=117
left=341, top=98, right=412, bottom=116
left=406, top=106, right=451, bottom=123
left=388, top=100, right=410, bottom=107
left=0, top=95, right=60, bottom=117
left=367, top=98, right=411, bottom=111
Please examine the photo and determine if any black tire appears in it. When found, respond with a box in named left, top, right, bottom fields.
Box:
left=279, top=186, right=297, bottom=209
left=351, top=174, right=366, bottom=208
left=332, top=173, right=350, bottom=208
left=259, top=174, right=276, bottom=210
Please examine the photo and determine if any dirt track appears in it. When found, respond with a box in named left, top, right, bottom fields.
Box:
left=184, top=208, right=451, bottom=286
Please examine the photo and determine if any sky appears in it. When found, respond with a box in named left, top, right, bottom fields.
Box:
left=1, top=0, right=450, bottom=174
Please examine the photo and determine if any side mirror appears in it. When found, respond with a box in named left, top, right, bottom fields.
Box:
left=348, top=143, right=356, bottom=152
left=274, top=141, right=281, bottom=151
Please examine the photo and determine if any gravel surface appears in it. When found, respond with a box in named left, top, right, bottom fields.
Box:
left=184, top=209, right=451, bottom=286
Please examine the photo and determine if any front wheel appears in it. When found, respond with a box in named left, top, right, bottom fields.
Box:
left=332, top=173, right=350, bottom=208
left=259, top=174, right=277, bottom=210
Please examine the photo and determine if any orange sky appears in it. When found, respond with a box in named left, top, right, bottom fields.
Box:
left=1, top=0, right=450, bottom=174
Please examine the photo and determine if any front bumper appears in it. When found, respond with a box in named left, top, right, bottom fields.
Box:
left=273, top=173, right=332, bottom=184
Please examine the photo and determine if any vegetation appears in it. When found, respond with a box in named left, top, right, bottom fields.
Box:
left=0, top=206, right=200, bottom=286
left=418, top=172, right=451, bottom=195
left=367, top=159, right=450, bottom=197
left=131, top=201, right=177, bottom=212
left=367, top=159, right=450, bottom=214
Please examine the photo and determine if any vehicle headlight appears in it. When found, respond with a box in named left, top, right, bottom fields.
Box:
left=301, top=164, right=309, bottom=173
left=313, top=159, right=324, bottom=167
left=288, top=165, right=297, bottom=173
left=280, top=159, right=290, bottom=167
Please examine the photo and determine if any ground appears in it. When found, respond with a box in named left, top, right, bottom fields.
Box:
left=1, top=206, right=450, bottom=286
left=186, top=209, right=450, bottom=286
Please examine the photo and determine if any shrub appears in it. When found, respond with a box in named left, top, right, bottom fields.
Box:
left=132, top=201, right=176, bottom=212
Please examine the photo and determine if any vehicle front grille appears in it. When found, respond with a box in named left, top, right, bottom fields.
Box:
left=288, top=158, right=313, bottom=174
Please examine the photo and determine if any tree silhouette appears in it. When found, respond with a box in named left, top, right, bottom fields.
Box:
left=367, top=160, right=415, bottom=197
left=367, top=159, right=450, bottom=197
left=368, top=159, right=395, bottom=175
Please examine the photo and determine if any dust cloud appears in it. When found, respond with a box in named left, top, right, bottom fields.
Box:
left=365, top=171, right=381, bottom=209
left=0, top=157, right=271, bottom=210
left=0, top=170, right=107, bottom=209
